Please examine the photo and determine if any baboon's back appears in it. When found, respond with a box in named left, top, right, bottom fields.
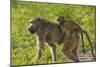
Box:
left=38, top=21, right=62, bottom=43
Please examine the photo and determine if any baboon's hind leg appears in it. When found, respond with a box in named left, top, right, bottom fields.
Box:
left=72, top=44, right=80, bottom=62
left=62, top=41, right=79, bottom=62
left=72, top=35, right=80, bottom=62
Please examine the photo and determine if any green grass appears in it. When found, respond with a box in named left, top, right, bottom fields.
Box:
left=11, top=1, right=96, bottom=66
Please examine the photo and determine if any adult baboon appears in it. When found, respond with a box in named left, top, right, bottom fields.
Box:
left=55, top=16, right=95, bottom=61
left=28, top=17, right=65, bottom=62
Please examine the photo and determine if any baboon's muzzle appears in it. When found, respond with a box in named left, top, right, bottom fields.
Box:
left=28, top=27, right=36, bottom=34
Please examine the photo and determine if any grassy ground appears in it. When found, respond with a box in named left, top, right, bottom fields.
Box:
left=11, top=1, right=96, bottom=66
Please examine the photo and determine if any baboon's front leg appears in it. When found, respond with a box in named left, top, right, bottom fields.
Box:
left=48, top=43, right=56, bottom=61
left=35, top=36, right=45, bottom=62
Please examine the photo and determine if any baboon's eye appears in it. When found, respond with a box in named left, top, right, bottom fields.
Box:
left=30, top=21, right=33, bottom=23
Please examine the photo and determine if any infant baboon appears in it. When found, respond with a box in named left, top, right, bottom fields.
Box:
left=55, top=16, right=95, bottom=61
left=56, top=16, right=81, bottom=33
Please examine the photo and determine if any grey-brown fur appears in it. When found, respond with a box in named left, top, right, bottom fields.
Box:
left=55, top=16, right=95, bottom=61
left=28, top=17, right=65, bottom=62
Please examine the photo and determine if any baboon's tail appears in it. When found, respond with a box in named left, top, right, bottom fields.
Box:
left=82, top=30, right=95, bottom=60
left=80, top=32, right=86, bottom=54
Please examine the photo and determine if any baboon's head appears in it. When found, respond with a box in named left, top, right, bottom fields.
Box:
left=56, top=16, right=64, bottom=22
left=56, top=16, right=65, bottom=25
left=28, top=17, right=42, bottom=34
